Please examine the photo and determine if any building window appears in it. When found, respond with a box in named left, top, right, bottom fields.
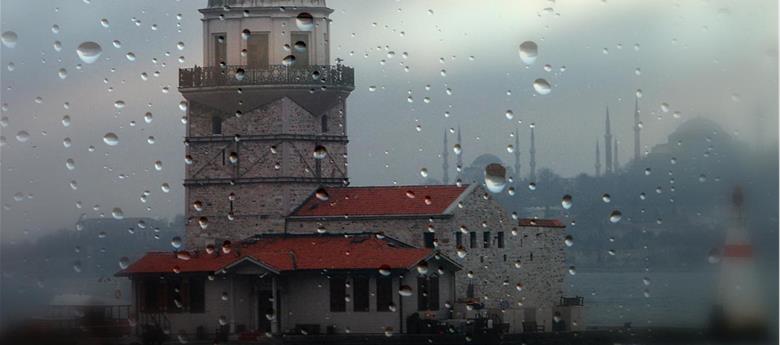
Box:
left=321, top=115, right=328, bottom=133
left=469, top=232, right=477, bottom=249
left=141, top=279, right=161, bottom=312
left=497, top=231, right=505, bottom=248
left=189, top=278, right=206, bottom=313
left=246, top=32, right=269, bottom=67
left=417, top=276, right=439, bottom=311
left=214, top=34, right=226, bottom=66
left=353, top=276, right=369, bottom=312
left=329, top=276, right=346, bottom=312
left=466, top=283, right=475, bottom=298
left=530, top=252, right=534, bottom=261
left=291, top=32, right=310, bottom=66
left=376, top=276, right=393, bottom=312
left=455, top=232, right=463, bottom=247
left=483, top=231, right=491, bottom=248
left=141, top=278, right=204, bottom=313
left=423, top=232, right=435, bottom=248
left=212, top=116, right=222, bottom=135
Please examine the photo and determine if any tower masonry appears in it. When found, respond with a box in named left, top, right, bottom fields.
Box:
left=180, top=0, right=354, bottom=248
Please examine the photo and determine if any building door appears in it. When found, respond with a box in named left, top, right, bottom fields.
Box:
left=257, top=290, right=273, bottom=333
left=290, top=32, right=310, bottom=66
left=213, top=34, right=226, bottom=66
left=247, top=33, right=269, bottom=67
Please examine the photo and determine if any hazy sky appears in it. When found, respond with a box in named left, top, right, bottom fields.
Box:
left=1, top=0, right=777, bottom=241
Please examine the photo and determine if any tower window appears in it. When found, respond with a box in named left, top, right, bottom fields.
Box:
left=321, top=115, right=328, bottom=133
left=455, top=232, right=463, bottom=247
left=246, top=32, right=269, bottom=67
left=483, top=231, right=491, bottom=248
left=497, top=231, right=505, bottom=248
left=291, top=32, right=310, bottom=66
left=469, top=232, right=477, bottom=249
left=423, top=232, right=435, bottom=248
left=212, top=116, right=222, bottom=135
left=213, top=34, right=227, bottom=66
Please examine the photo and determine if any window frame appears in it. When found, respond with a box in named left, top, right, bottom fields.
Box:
left=329, top=276, right=346, bottom=312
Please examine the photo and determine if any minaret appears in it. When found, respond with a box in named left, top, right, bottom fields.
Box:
left=633, top=97, right=641, bottom=161
left=442, top=128, right=449, bottom=184
left=513, top=127, right=521, bottom=182
left=613, top=138, right=620, bottom=172
left=456, top=125, right=463, bottom=180
left=595, top=139, right=601, bottom=177
left=529, top=126, right=537, bottom=182
left=604, top=107, right=613, bottom=174
left=179, top=1, right=354, bottom=248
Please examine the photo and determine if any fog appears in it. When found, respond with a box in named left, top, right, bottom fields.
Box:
left=0, top=0, right=777, bottom=241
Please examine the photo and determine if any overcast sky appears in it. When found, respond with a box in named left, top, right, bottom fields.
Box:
left=1, top=0, right=777, bottom=241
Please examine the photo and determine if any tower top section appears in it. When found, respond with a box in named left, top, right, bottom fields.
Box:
left=207, top=0, right=328, bottom=8
left=198, top=0, right=334, bottom=67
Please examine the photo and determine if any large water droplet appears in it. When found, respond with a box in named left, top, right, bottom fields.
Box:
left=398, top=285, right=413, bottom=297
left=1, top=31, right=18, bottom=48
left=77, top=41, right=102, bottom=64
left=532, top=79, right=551, bottom=95
left=609, top=210, right=622, bottom=223
left=296, top=13, right=315, bottom=31
left=313, top=145, right=327, bottom=159
left=561, top=194, right=573, bottom=209
left=118, top=257, right=130, bottom=269
left=112, top=207, right=124, bottom=220
left=103, top=132, right=119, bottom=146
left=484, top=163, right=507, bottom=193
left=15, top=130, right=29, bottom=143
left=518, top=41, right=538, bottom=65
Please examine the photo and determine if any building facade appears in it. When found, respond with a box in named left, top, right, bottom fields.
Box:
left=287, top=185, right=570, bottom=332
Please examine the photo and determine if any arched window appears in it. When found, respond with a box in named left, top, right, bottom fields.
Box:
left=321, top=115, right=328, bottom=133
left=212, top=116, right=222, bottom=135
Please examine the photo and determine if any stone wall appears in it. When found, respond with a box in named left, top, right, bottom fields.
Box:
left=184, top=96, right=348, bottom=249
left=285, top=185, right=568, bottom=330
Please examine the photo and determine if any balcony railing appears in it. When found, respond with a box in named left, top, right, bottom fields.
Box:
left=178, top=65, right=354, bottom=90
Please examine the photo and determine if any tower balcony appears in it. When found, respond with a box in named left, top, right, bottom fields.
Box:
left=178, top=64, right=354, bottom=91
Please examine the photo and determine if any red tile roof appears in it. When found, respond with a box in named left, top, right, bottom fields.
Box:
left=289, top=185, right=469, bottom=218
left=518, top=218, right=566, bottom=228
left=117, top=234, right=443, bottom=276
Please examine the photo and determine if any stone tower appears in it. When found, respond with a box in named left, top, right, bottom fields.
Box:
left=604, top=106, right=613, bottom=174
left=180, top=0, right=354, bottom=248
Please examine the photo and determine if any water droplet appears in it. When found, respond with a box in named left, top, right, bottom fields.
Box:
left=532, top=79, right=551, bottom=95
left=484, top=163, right=507, bottom=193
left=398, top=285, right=413, bottom=297
left=77, top=41, right=102, bottom=64
left=171, top=236, right=183, bottom=249
left=518, top=41, right=538, bottom=65
left=313, top=145, right=327, bottom=159
left=112, top=207, right=124, bottom=220
left=100, top=18, right=110, bottom=28
left=528, top=182, right=537, bottom=191
left=58, top=68, right=68, bottom=79
left=103, top=132, right=119, bottom=146
left=15, top=130, right=30, bottom=143
left=118, top=257, right=130, bottom=269
left=114, top=100, right=125, bottom=109
left=282, top=55, right=296, bottom=66
left=378, top=265, right=392, bottom=276
left=601, top=193, right=611, bottom=203
left=561, top=194, right=573, bottom=209
left=126, top=52, right=136, bottom=61
left=609, top=210, right=622, bottom=223
left=505, top=110, right=514, bottom=120
left=420, top=168, right=429, bottom=178
left=1, top=31, right=18, bottom=48
left=453, top=144, right=462, bottom=155
left=315, top=188, right=329, bottom=201
left=707, top=249, right=721, bottom=264
left=295, top=13, right=315, bottom=31
left=564, top=235, right=574, bottom=247
left=568, top=266, right=576, bottom=275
